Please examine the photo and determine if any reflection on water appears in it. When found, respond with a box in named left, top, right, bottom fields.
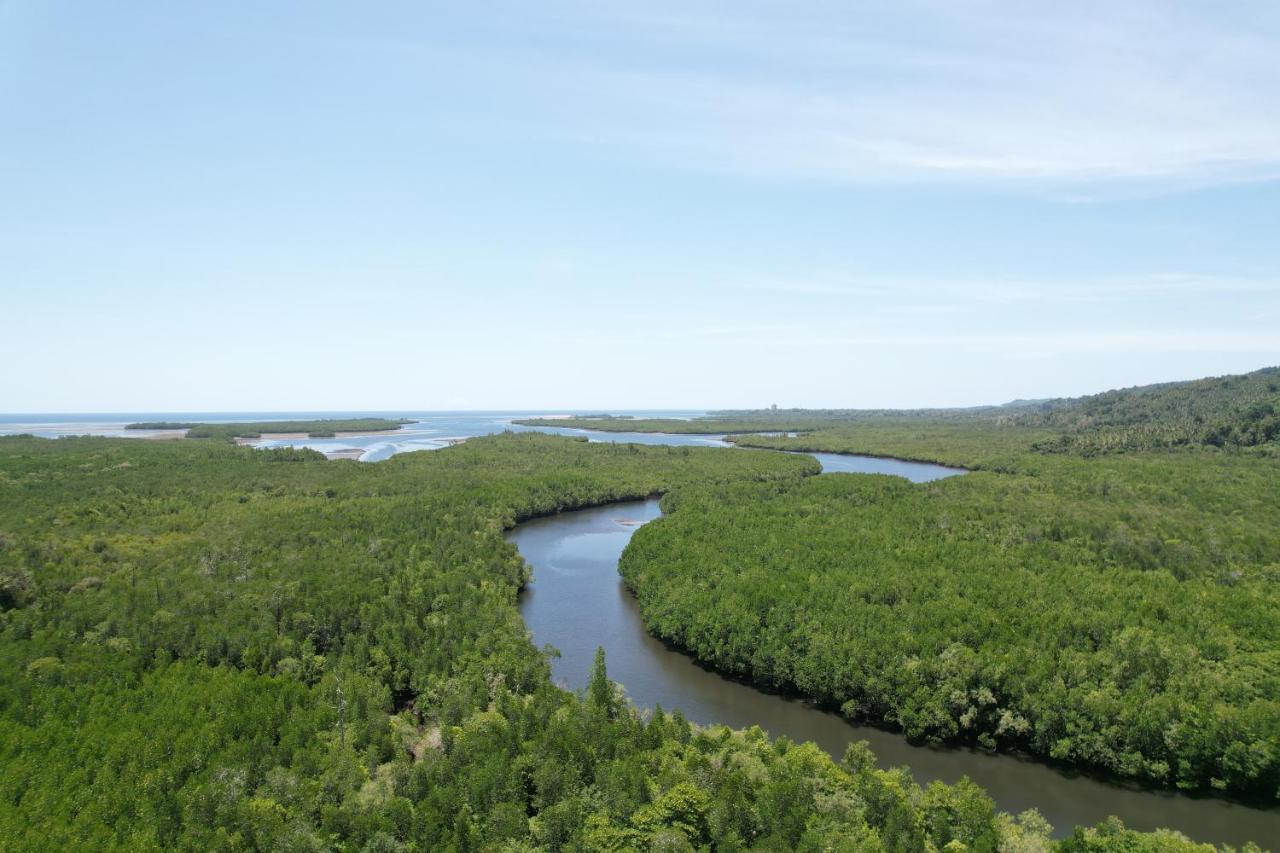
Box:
left=811, top=451, right=964, bottom=481
left=510, top=500, right=1280, bottom=847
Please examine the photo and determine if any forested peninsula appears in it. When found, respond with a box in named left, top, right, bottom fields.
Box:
left=523, top=367, right=1280, bottom=456
left=617, top=369, right=1280, bottom=802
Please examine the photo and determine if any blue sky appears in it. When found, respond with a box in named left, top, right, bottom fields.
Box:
left=2, top=1, right=1278, bottom=411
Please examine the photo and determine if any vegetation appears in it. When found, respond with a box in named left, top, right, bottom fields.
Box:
left=512, top=416, right=785, bottom=434
left=125, top=418, right=413, bottom=440
left=8, top=365, right=1279, bottom=848
left=0, top=432, right=1235, bottom=849
left=729, top=420, right=1054, bottom=471
left=523, top=367, right=1280, bottom=457
left=1018, top=368, right=1280, bottom=454
left=622, top=452, right=1280, bottom=800
left=620, top=370, right=1280, bottom=806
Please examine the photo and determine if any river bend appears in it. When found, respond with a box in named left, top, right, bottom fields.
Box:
left=507, top=438, right=1279, bottom=847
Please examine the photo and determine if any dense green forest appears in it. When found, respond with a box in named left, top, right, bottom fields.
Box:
left=513, top=401, right=1042, bottom=437
left=125, top=418, right=413, bottom=440
left=724, top=370, right=1280, bottom=466
left=4, top=432, right=1214, bottom=850
left=729, top=421, right=1050, bottom=471
left=614, top=369, right=1280, bottom=807
left=522, top=367, right=1280, bottom=457
left=1017, top=368, right=1280, bottom=454
left=513, top=414, right=934, bottom=435
left=510, top=417, right=799, bottom=435
left=621, top=450, right=1280, bottom=800
left=6, top=367, right=1279, bottom=849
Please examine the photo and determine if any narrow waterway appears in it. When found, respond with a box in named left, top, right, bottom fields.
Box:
left=508, top=445, right=1279, bottom=847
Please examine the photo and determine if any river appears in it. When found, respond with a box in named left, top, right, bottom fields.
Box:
left=508, top=447, right=1279, bottom=847
left=13, top=413, right=1278, bottom=843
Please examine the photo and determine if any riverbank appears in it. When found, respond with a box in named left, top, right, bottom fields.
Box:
left=5, top=431, right=894, bottom=850
left=511, top=497, right=1280, bottom=847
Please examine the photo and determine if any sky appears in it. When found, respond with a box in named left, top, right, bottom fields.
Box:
left=2, top=1, right=1279, bottom=411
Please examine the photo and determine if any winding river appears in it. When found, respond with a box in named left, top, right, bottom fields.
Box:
left=508, top=440, right=1280, bottom=847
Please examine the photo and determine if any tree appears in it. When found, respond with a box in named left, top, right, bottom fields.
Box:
left=588, top=646, right=616, bottom=720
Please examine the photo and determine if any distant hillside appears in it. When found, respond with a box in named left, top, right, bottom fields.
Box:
left=524, top=367, right=1280, bottom=455
left=1021, top=367, right=1280, bottom=454
left=718, top=368, right=1280, bottom=455
left=707, top=404, right=1024, bottom=421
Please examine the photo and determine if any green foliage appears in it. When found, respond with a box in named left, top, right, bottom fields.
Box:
left=125, top=418, right=412, bottom=439
left=588, top=646, right=618, bottom=720
left=1059, top=816, right=1217, bottom=851
left=0, top=426, right=1264, bottom=848
left=631, top=781, right=711, bottom=844
left=0, top=432, right=915, bottom=849
left=621, top=451, right=1280, bottom=800
left=515, top=399, right=1051, bottom=437
left=1020, top=367, right=1280, bottom=454
left=0, top=564, right=34, bottom=611
left=729, top=419, right=1051, bottom=470
left=526, top=366, right=1280, bottom=458
left=512, top=415, right=809, bottom=434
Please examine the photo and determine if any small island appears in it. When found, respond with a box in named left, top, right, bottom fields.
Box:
left=126, top=417, right=413, bottom=441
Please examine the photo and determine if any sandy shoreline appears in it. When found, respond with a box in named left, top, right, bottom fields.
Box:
left=233, top=429, right=403, bottom=446
left=323, top=448, right=367, bottom=461
left=221, top=430, right=474, bottom=462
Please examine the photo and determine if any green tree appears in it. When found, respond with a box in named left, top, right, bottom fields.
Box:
left=588, top=645, right=616, bottom=720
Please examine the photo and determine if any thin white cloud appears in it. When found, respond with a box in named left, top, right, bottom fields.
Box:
left=291, top=2, right=1280, bottom=187
left=732, top=271, right=1280, bottom=306
left=535, top=1, right=1280, bottom=185
left=557, top=323, right=1280, bottom=356
left=769, top=330, right=1280, bottom=355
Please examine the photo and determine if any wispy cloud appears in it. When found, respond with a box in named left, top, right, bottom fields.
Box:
left=565, top=325, right=1280, bottom=356
left=517, top=1, right=1280, bottom=187
left=731, top=271, right=1280, bottom=306
left=772, top=330, right=1280, bottom=355
left=286, top=2, right=1280, bottom=188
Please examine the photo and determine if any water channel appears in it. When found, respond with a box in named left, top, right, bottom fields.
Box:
left=508, top=440, right=1278, bottom=847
